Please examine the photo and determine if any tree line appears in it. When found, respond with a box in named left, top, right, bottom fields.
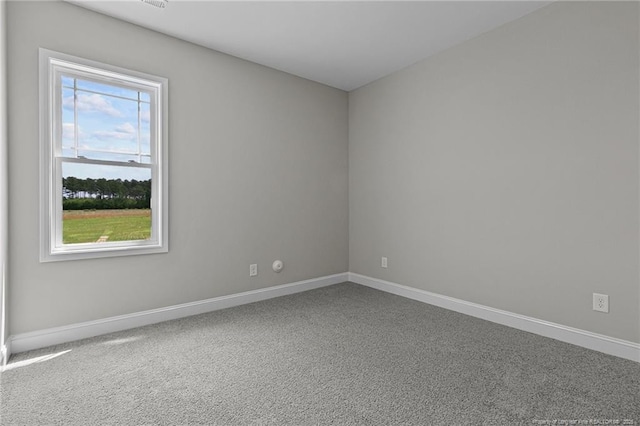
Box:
left=63, top=176, right=151, bottom=210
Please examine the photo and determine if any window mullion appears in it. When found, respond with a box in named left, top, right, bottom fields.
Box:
left=61, top=156, right=152, bottom=169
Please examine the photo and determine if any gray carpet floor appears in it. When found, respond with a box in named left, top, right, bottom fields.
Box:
left=1, top=282, right=639, bottom=425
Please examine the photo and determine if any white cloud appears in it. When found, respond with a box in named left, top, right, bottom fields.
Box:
left=63, top=93, right=122, bottom=117
left=62, top=122, right=75, bottom=140
left=141, top=109, right=150, bottom=123
left=62, top=123, right=86, bottom=141
left=92, top=122, right=137, bottom=140
left=116, top=122, right=136, bottom=134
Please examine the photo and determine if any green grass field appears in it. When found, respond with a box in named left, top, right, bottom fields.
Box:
left=63, top=209, right=151, bottom=244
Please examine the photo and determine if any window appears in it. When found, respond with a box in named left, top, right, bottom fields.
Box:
left=39, top=49, right=168, bottom=261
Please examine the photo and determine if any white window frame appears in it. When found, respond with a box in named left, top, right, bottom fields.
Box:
left=39, top=49, right=168, bottom=262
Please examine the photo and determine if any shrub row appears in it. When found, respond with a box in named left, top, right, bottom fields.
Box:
left=62, top=198, right=150, bottom=210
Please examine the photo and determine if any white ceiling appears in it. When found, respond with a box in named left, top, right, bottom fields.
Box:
left=67, top=1, right=550, bottom=91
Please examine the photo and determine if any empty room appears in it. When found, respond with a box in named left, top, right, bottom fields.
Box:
left=0, top=0, right=639, bottom=424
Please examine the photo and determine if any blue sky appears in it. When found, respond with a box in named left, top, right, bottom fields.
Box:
left=61, top=76, right=152, bottom=181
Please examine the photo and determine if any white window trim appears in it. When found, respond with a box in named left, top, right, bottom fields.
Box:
left=39, top=49, right=169, bottom=262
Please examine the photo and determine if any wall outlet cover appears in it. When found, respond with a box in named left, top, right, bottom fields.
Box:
left=593, top=293, right=609, bottom=313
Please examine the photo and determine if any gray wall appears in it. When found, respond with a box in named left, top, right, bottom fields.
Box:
left=7, top=1, right=349, bottom=334
left=349, top=2, right=640, bottom=343
left=7, top=1, right=638, bottom=346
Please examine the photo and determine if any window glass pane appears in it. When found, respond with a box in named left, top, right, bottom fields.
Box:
left=76, top=79, right=139, bottom=101
left=76, top=94, right=141, bottom=158
left=62, top=162, right=151, bottom=193
left=140, top=102, right=151, bottom=155
left=61, top=75, right=75, bottom=88
left=61, top=87, right=75, bottom=150
left=140, top=92, right=151, bottom=103
left=62, top=162, right=152, bottom=244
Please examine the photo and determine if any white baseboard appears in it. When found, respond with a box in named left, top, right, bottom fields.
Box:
left=7, top=272, right=639, bottom=363
left=8, top=272, right=349, bottom=355
left=349, top=273, right=640, bottom=363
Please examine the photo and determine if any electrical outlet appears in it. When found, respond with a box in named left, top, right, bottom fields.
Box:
left=249, top=264, right=258, bottom=277
left=593, top=293, right=609, bottom=313
left=381, top=257, right=388, bottom=268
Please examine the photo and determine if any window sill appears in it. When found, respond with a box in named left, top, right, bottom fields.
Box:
left=41, top=243, right=168, bottom=262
